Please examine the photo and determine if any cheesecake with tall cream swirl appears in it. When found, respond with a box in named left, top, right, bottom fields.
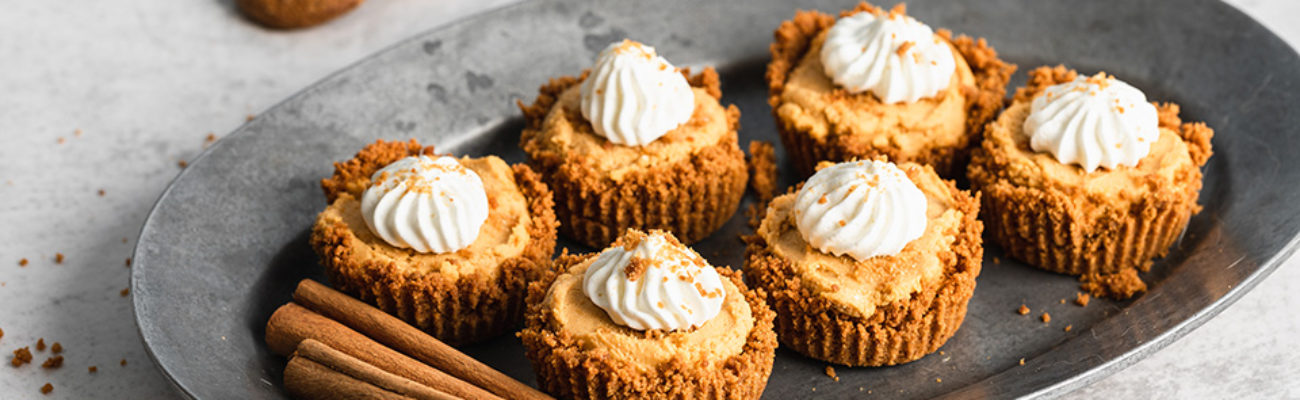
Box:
left=520, top=39, right=747, bottom=248
left=745, top=160, right=983, bottom=366
left=968, top=65, right=1215, bottom=299
left=767, top=2, right=1015, bottom=178
left=311, top=139, right=558, bottom=345
left=519, top=229, right=777, bottom=400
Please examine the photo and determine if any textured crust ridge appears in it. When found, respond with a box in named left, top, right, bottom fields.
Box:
left=765, top=2, right=1016, bottom=178
left=743, top=173, right=983, bottom=366
left=518, top=68, right=747, bottom=248
left=968, top=66, right=1214, bottom=295
left=310, top=140, right=559, bottom=345
left=518, top=254, right=777, bottom=400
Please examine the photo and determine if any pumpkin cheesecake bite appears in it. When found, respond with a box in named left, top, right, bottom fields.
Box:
left=519, top=229, right=777, bottom=399
left=767, top=2, right=1015, bottom=178
left=519, top=39, right=747, bottom=248
left=310, top=139, right=558, bottom=345
left=967, top=66, right=1214, bottom=299
left=745, top=160, right=982, bottom=366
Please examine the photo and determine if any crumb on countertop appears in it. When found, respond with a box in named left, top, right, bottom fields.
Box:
left=120, top=288, right=130, bottom=297
left=825, top=366, right=839, bottom=382
left=36, top=338, right=45, bottom=351
left=12, top=347, right=33, bottom=366
left=1080, top=269, right=1146, bottom=299
left=178, top=160, right=188, bottom=168
left=41, top=383, right=53, bottom=395
left=89, top=366, right=98, bottom=373
left=1075, top=292, right=1091, bottom=307
left=1019, top=358, right=1025, bottom=366
left=1041, top=312, right=1051, bottom=323
left=19, top=258, right=28, bottom=267
left=51, top=342, right=62, bottom=354
left=120, top=358, right=127, bottom=366
left=1065, top=325, right=1073, bottom=332
left=125, top=258, right=132, bottom=267
left=1017, top=304, right=1030, bottom=315
left=41, top=356, right=63, bottom=369
left=54, top=254, right=63, bottom=264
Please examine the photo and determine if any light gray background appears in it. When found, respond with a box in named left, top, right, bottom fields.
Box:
left=0, top=0, right=1296, bottom=398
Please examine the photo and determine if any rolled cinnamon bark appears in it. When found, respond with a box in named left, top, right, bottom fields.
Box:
left=293, top=279, right=551, bottom=400
left=266, top=303, right=501, bottom=400
left=285, top=339, right=460, bottom=400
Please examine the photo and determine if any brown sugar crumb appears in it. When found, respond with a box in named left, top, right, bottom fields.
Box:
left=41, top=356, right=63, bottom=369
left=825, top=366, right=839, bottom=382
left=125, top=258, right=132, bottom=268
left=747, top=140, right=778, bottom=205
left=54, top=254, right=64, bottom=264
left=12, top=347, right=32, bottom=366
left=88, top=366, right=98, bottom=373
left=51, top=342, right=62, bottom=354
left=896, top=41, right=915, bottom=56
left=120, top=288, right=131, bottom=297
left=1064, top=325, right=1073, bottom=332
left=41, top=383, right=53, bottom=394
left=1080, top=269, right=1146, bottom=300
left=178, top=160, right=189, bottom=168
left=120, top=358, right=127, bottom=366
left=36, top=338, right=45, bottom=351
left=1075, top=292, right=1091, bottom=307
left=18, top=258, right=27, bottom=267
left=1017, top=304, right=1030, bottom=315
left=98, top=189, right=106, bottom=196
left=1040, top=312, right=1051, bottom=323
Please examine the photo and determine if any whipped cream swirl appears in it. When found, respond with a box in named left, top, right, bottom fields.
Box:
left=360, top=155, right=489, bottom=254
left=793, top=160, right=927, bottom=261
left=580, top=40, right=696, bottom=146
left=1024, top=73, right=1159, bottom=172
left=582, top=230, right=726, bottom=331
left=820, top=8, right=957, bottom=104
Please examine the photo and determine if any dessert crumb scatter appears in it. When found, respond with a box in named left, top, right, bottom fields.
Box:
left=824, top=366, right=839, bottom=382
left=18, top=258, right=28, bottom=267
left=1019, top=358, right=1025, bottom=366
left=51, top=342, right=62, bottom=354
left=246, top=114, right=256, bottom=121
left=1065, top=325, right=1073, bottom=332
left=125, top=258, right=132, bottom=267
left=12, top=347, right=33, bottom=366
left=1017, top=304, right=1029, bottom=315
left=98, top=189, right=105, bottom=196
left=41, top=356, right=63, bottom=369
left=41, top=383, right=53, bottom=395
left=205, top=133, right=217, bottom=143
left=1041, top=312, right=1051, bottom=323
left=936, top=378, right=942, bottom=383
left=1075, top=292, right=1091, bottom=307
left=88, top=366, right=98, bottom=373
left=1058, top=298, right=1066, bottom=304
left=36, top=338, right=45, bottom=351
left=178, top=160, right=188, bottom=168
left=120, top=358, right=127, bottom=366
left=54, top=254, right=64, bottom=264
left=992, top=257, right=1000, bottom=264
left=120, top=288, right=131, bottom=297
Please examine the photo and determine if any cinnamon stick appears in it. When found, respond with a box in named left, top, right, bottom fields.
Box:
left=293, top=279, right=552, bottom=400
left=286, top=339, right=460, bottom=400
left=266, top=303, right=501, bottom=400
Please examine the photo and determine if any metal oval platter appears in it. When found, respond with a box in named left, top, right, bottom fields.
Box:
left=133, top=0, right=1300, bottom=398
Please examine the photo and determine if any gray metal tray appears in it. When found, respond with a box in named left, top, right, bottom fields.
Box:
left=132, top=0, right=1300, bottom=398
